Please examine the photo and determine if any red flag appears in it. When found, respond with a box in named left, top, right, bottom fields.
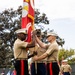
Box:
left=21, top=0, right=34, bottom=42
left=11, top=70, right=16, bottom=75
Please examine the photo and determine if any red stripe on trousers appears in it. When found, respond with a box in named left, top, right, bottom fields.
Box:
left=21, top=60, right=24, bottom=75
left=49, top=63, right=53, bottom=75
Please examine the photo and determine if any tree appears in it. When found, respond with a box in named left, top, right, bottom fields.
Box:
left=58, top=48, right=75, bottom=64
left=0, top=6, right=49, bottom=67
left=0, top=6, right=65, bottom=67
left=35, top=9, right=49, bottom=24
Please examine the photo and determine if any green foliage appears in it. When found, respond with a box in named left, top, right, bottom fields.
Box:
left=0, top=6, right=50, bottom=67
left=0, top=6, right=66, bottom=67
left=56, top=36, right=65, bottom=47
left=58, top=48, right=75, bottom=62
left=35, top=9, right=49, bottom=24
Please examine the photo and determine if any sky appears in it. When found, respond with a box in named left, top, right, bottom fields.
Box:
left=0, top=0, right=75, bottom=49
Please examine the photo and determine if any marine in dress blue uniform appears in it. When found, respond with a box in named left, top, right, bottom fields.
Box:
left=34, top=32, right=60, bottom=75
left=60, top=60, right=72, bottom=75
left=13, top=28, right=35, bottom=75
left=29, top=34, right=47, bottom=75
